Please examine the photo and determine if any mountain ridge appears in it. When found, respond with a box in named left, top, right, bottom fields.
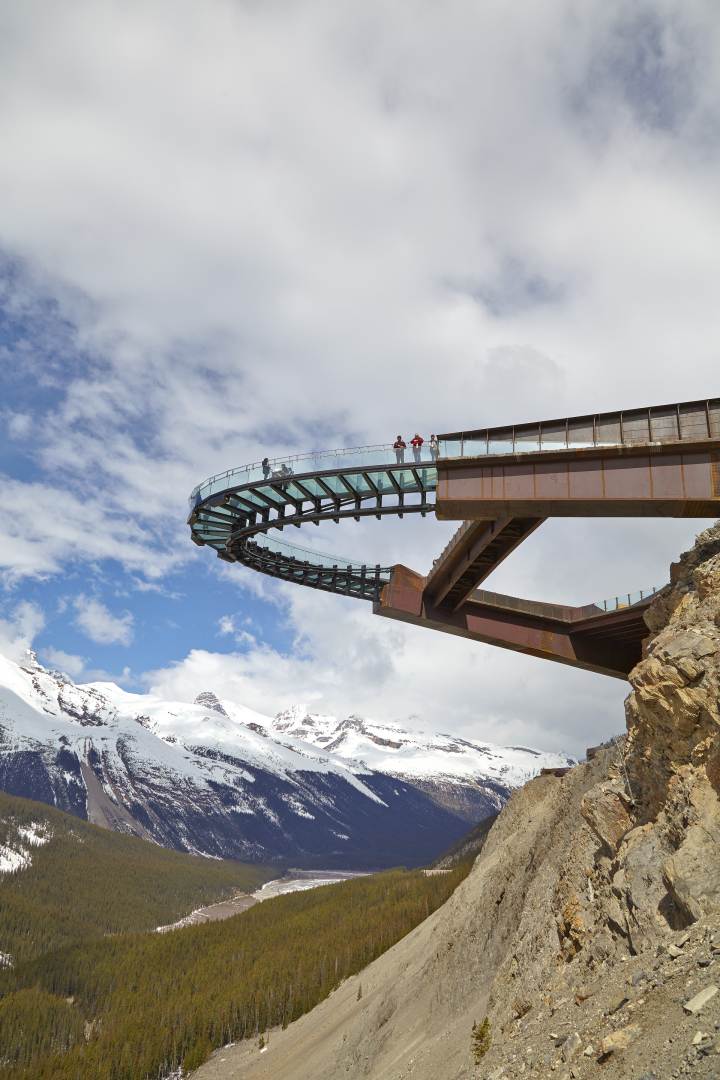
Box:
left=0, top=651, right=572, bottom=866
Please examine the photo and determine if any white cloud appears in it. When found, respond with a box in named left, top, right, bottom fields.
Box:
left=5, top=413, right=32, bottom=439
left=0, top=2, right=719, bottom=747
left=41, top=646, right=86, bottom=678
left=217, top=614, right=256, bottom=648
left=73, top=595, right=134, bottom=646
left=0, top=601, right=45, bottom=663
left=0, top=475, right=185, bottom=586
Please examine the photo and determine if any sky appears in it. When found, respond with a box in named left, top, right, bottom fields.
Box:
left=0, top=0, right=718, bottom=755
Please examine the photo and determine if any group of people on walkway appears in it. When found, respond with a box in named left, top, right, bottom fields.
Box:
left=392, top=433, right=439, bottom=465
left=261, top=458, right=293, bottom=480
left=258, top=433, right=439, bottom=482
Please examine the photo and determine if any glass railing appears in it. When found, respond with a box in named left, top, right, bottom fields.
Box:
left=190, top=443, right=441, bottom=507
left=251, top=532, right=392, bottom=575
left=439, top=435, right=610, bottom=458
left=589, top=586, right=661, bottom=612
left=255, top=534, right=663, bottom=610
left=438, top=400, right=718, bottom=460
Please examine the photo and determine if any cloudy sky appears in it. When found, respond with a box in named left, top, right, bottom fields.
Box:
left=0, top=0, right=717, bottom=755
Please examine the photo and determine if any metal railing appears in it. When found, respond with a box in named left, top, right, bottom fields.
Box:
left=247, top=533, right=663, bottom=613
left=189, top=441, right=441, bottom=508
left=438, top=398, right=720, bottom=460
left=592, top=586, right=661, bottom=612
left=252, top=531, right=392, bottom=576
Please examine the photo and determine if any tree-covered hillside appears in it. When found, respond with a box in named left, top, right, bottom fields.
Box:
left=0, top=862, right=471, bottom=1079
left=0, top=791, right=273, bottom=965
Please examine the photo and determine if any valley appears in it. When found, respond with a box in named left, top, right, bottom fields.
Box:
left=157, top=869, right=368, bottom=931
left=0, top=856, right=471, bottom=1079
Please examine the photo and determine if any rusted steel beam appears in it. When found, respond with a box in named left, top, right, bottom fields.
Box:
left=424, top=517, right=545, bottom=610
left=375, top=566, right=650, bottom=679
left=436, top=443, right=720, bottom=520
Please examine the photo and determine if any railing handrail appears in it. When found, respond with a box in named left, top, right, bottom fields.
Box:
left=252, top=532, right=392, bottom=571
left=190, top=442, right=397, bottom=501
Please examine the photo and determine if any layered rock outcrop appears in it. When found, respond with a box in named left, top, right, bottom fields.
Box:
left=624, top=524, right=720, bottom=928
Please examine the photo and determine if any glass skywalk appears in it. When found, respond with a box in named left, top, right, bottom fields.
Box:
left=190, top=444, right=440, bottom=508
left=188, top=442, right=662, bottom=611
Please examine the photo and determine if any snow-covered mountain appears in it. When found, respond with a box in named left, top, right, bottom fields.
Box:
left=265, top=706, right=572, bottom=820
left=0, top=652, right=573, bottom=868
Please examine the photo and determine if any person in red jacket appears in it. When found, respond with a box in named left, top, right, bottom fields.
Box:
left=411, top=432, right=424, bottom=463
left=393, top=435, right=406, bottom=464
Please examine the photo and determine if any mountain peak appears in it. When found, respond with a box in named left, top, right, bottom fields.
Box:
left=265, top=705, right=573, bottom=787
left=193, top=691, right=228, bottom=717
left=0, top=652, right=573, bottom=867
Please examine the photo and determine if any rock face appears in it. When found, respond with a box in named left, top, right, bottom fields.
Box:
left=624, top=524, right=720, bottom=927
left=192, top=523, right=720, bottom=1080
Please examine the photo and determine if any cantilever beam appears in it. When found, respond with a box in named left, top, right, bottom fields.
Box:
left=424, top=517, right=545, bottom=611
left=375, top=566, right=651, bottom=679
left=436, top=441, right=720, bottom=521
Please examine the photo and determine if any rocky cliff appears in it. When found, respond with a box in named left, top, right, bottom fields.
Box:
left=193, top=523, right=720, bottom=1080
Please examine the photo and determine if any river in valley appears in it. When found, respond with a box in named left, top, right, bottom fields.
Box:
left=156, top=869, right=368, bottom=932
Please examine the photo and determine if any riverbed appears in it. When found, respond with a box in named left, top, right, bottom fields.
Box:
left=156, top=869, right=367, bottom=932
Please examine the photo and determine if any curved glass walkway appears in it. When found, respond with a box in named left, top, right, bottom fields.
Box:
left=188, top=441, right=659, bottom=610
left=189, top=443, right=438, bottom=601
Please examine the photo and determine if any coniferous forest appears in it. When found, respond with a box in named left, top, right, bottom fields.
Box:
left=0, top=791, right=273, bottom=965
left=0, top=862, right=470, bottom=1078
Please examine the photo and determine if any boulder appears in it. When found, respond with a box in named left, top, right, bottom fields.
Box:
left=580, top=786, right=633, bottom=854
left=599, top=1023, right=641, bottom=1055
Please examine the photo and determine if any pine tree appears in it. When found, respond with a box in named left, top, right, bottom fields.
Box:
left=471, top=1017, right=491, bottom=1063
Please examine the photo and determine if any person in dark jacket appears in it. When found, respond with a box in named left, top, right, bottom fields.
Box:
left=393, top=436, right=406, bottom=464
left=262, top=457, right=271, bottom=479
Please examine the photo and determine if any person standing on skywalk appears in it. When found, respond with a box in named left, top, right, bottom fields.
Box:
left=411, top=433, right=424, bottom=463
left=393, top=435, right=406, bottom=464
